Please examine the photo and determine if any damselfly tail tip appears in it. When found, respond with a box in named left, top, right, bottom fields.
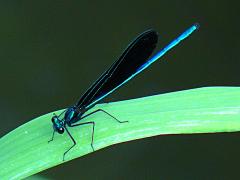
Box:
left=193, top=23, right=200, bottom=30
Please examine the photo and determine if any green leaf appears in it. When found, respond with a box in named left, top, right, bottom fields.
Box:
left=0, top=87, right=240, bottom=179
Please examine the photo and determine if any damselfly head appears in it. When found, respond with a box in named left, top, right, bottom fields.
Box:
left=51, top=115, right=65, bottom=134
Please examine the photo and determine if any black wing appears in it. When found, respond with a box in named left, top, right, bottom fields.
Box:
left=76, top=29, right=158, bottom=109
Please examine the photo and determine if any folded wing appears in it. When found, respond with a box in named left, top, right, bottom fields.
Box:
left=76, top=29, right=158, bottom=109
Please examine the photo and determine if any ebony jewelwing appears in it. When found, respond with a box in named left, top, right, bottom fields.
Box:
left=49, top=23, right=199, bottom=161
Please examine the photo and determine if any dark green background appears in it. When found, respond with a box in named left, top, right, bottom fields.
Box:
left=1, top=1, right=240, bottom=179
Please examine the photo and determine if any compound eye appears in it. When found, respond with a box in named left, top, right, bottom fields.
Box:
left=58, top=127, right=64, bottom=134
left=51, top=116, right=57, bottom=123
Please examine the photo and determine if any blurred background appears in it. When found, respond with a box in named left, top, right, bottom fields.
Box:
left=0, top=0, right=240, bottom=179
